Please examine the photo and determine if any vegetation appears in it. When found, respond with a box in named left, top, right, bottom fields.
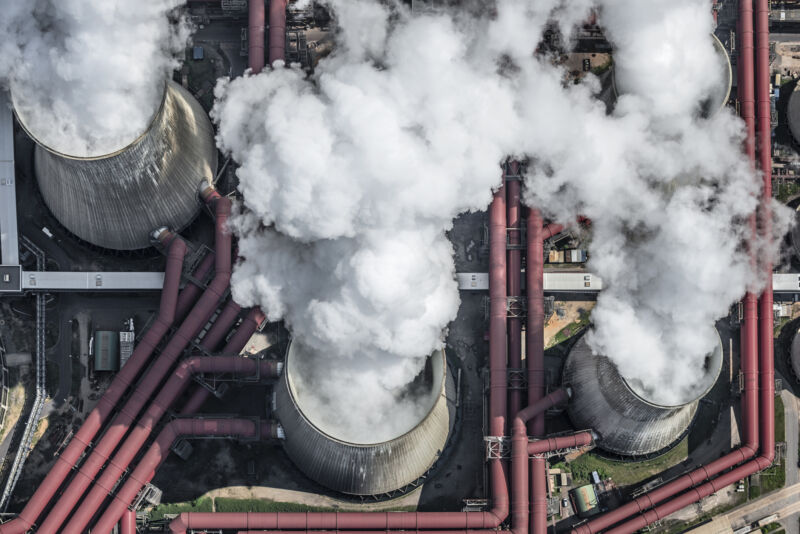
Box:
left=214, top=498, right=333, bottom=513
left=750, top=396, right=787, bottom=499
left=549, top=310, right=591, bottom=348
left=775, top=180, right=800, bottom=203
left=149, top=497, right=213, bottom=520
left=591, top=58, right=613, bottom=76
left=774, top=316, right=791, bottom=338
left=761, top=523, right=783, bottom=533
left=657, top=491, right=747, bottom=534
left=564, top=438, right=688, bottom=487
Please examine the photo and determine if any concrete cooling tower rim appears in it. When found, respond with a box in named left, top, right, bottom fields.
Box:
left=284, top=342, right=446, bottom=446
left=11, top=82, right=165, bottom=160
left=612, top=33, right=732, bottom=117
left=619, top=330, right=724, bottom=409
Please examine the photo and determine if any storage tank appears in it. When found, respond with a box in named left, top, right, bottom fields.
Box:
left=562, top=333, right=722, bottom=457
left=14, top=80, right=217, bottom=250
left=613, top=34, right=732, bottom=117
left=273, top=342, right=456, bottom=495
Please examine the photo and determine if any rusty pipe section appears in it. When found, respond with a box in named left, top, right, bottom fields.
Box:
left=506, top=163, right=523, bottom=419
left=166, top=189, right=512, bottom=534
left=65, top=357, right=280, bottom=533
left=249, top=0, right=266, bottom=73
left=93, top=418, right=280, bottom=534
left=572, top=2, right=768, bottom=532
left=175, top=251, right=216, bottom=323
left=180, top=307, right=267, bottom=415
left=269, top=0, right=288, bottom=66
left=755, top=0, right=776, bottom=474
left=511, top=390, right=570, bottom=534
left=526, top=432, right=593, bottom=456
left=201, top=298, right=243, bottom=351
left=0, top=237, right=188, bottom=534
left=37, top=195, right=232, bottom=534
left=120, top=509, right=136, bottom=534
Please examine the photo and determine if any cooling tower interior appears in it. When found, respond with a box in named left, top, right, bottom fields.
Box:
left=274, top=343, right=457, bottom=496
left=613, top=34, right=732, bottom=117
left=14, top=80, right=217, bottom=250
left=562, top=333, right=723, bottom=458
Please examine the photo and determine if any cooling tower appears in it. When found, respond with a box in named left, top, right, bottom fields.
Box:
left=790, top=328, right=800, bottom=380
left=562, top=334, right=722, bottom=457
left=14, top=80, right=217, bottom=250
left=274, top=343, right=456, bottom=495
left=613, top=34, right=732, bottom=117
left=788, top=84, right=800, bottom=148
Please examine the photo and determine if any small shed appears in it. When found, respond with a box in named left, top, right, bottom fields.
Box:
left=570, top=484, right=600, bottom=518
left=94, top=331, right=120, bottom=372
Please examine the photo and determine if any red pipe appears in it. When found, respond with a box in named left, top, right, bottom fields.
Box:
left=510, top=390, right=570, bottom=534
left=269, top=0, right=288, bottom=66
left=167, top=393, right=568, bottom=534
left=526, top=432, right=593, bottom=456
left=180, top=307, right=267, bottom=415
left=175, top=252, right=216, bottom=323
left=162, top=187, right=510, bottom=534
left=572, top=2, right=770, bottom=531
left=95, top=418, right=280, bottom=534
left=755, top=0, right=776, bottom=474
left=201, top=298, right=243, bottom=351
left=506, top=163, right=523, bottom=420
left=36, top=195, right=232, bottom=534
left=249, top=0, right=266, bottom=73
left=120, top=509, right=136, bottom=534
left=65, top=357, right=280, bottom=533
left=0, top=237, right=187, bottom=534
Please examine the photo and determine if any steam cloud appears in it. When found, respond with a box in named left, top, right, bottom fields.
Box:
left=0, top=0, right=190, bottom=157
left=216, top=0, right=790, bottom=439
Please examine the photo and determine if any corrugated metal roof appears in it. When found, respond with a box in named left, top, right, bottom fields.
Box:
left=25, top=80, right=216, bottom=250
left=0, top=92, right=18, bottom=266
left=275, top=346, right=456, bottom=495
left=94, top=331, right=120, bottom=371
left=22, top=271, right=164, bottom=291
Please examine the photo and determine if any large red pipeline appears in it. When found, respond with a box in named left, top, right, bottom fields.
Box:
left=0, top=237, right=187, bottom=534
left=120, top=509, right=136, bottom=534
left=180, top=307, right=267, bottom=415
left=249, top=0, right=266, bottom=73
left=572, top=2, right=771, bottom=531
left=168, top=393, right=570, bottom=534
left=201, top=298, right=244, bottom=351
left=269, top=0, right=288, bottom=66
left=64, top=357, right=280, bottom=533
left=160, top=187, right=510, bottom=534
left=175, top=251, right=216, bottom=323
left=755, top=0, right=776, bottom=473
left=506, top=163, right=523, bottom=420
left=95, top=417, right=281, bottom=534
left=36, top=194, right=233, bottom=534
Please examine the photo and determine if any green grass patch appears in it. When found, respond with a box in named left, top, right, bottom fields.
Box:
left=548, top=310, right=591, bottom=348
left=149, top=497, right=213, bottom=521
left=776, top=180, right=800, bottom=203
left=762, top=523, right=782, bottom=533
left=214, top=498, right=332, bottom=513
left=213, top=498, right=418, bottom=514
left=752, top=397, right=787, bottom=498
left=774, top=316, right=791, bottom=338
left=565, top=438, right=688, bottom=487
left=775, top=396, right=786, bottom=443
left=749, top=483, right=761, bottom=499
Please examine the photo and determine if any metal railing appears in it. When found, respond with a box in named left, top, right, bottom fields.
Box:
left=0, top=238, right=47, bottom=510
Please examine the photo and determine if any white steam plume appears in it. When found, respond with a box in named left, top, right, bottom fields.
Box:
left=0, top=0, right=191, bottom=157
left=215, top=0, right=790, bottom=439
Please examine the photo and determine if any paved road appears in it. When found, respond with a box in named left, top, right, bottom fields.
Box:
left=784, top=389, right=799, bottom=487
